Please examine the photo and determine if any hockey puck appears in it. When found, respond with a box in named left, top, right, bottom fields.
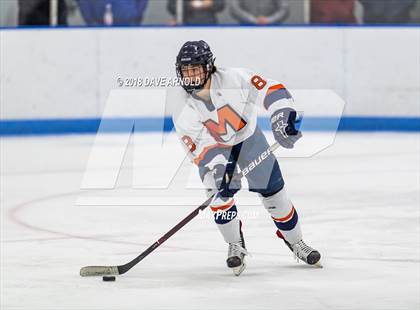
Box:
left=102, top=276, right=116, bottom=282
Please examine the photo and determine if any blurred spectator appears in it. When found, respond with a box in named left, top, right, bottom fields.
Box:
left=229, top=0, right=289, bottom=25
left=359, top=0, right=417, bottom=23
left=0, top=0, right=18, bottom=26
left=167, top=0, right=225, bottom=25
left=18, top=0, right=67, bottom=25
left=78, top=0, right=148, bottom=26
left=412, top=0, right=420, bottom=23
left=311, top=0, right=356, bottom=24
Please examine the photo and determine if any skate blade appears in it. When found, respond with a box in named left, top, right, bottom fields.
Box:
left=294, top=257, right=323, bottom=268
left=232, top=262, right=246, bottom=276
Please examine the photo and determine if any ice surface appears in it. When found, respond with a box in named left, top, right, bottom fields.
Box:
left=1, top=132, right=419, bottom=310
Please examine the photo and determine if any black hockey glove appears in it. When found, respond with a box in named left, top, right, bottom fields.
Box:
left=213, top=163, right=241, bottom=198
left=270, top=107, right=302, bottom=149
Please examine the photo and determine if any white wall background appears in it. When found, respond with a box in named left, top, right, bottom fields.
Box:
left=1, top=27, right=419, bottom=119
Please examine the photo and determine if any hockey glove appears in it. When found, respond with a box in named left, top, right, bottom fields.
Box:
left=270, top=107, right=302, bottom=149
left=213, top=163, right=241, bottom=198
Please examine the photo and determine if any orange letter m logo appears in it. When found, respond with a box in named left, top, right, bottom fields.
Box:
left=203, top=105, right=247, bottom=143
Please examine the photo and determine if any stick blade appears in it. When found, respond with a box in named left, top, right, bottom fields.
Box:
left=80, top=266, right=119, bottom=277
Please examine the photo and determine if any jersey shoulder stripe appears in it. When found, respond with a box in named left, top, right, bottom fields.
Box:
left=263, top=84, right=292, bottom=110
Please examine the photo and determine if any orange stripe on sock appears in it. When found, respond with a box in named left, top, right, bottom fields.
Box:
left=210, top=199, right=234, bottom=212
left=272, top=207, right=295, bottom=223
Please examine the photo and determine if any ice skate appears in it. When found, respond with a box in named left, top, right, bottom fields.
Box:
left=284, top=239, right=322, bottom=267
left=226, top=232, right=248, bottom=276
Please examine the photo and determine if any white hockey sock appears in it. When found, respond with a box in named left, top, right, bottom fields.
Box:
left=210, top=195, right=241, bottom=244
left=260, top=187, right=302, bottom=245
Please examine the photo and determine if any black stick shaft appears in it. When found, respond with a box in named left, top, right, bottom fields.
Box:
left=117, top=195, right=214, bottom=274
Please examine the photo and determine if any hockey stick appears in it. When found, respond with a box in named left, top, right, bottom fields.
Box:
left=80, top=142, right=281, bottom=277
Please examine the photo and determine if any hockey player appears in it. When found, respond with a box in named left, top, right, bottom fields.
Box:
left=171, top=40, right=321, bottom=275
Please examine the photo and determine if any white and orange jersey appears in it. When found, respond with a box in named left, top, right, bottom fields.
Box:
left=170, top=67, right=294, bottom=169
